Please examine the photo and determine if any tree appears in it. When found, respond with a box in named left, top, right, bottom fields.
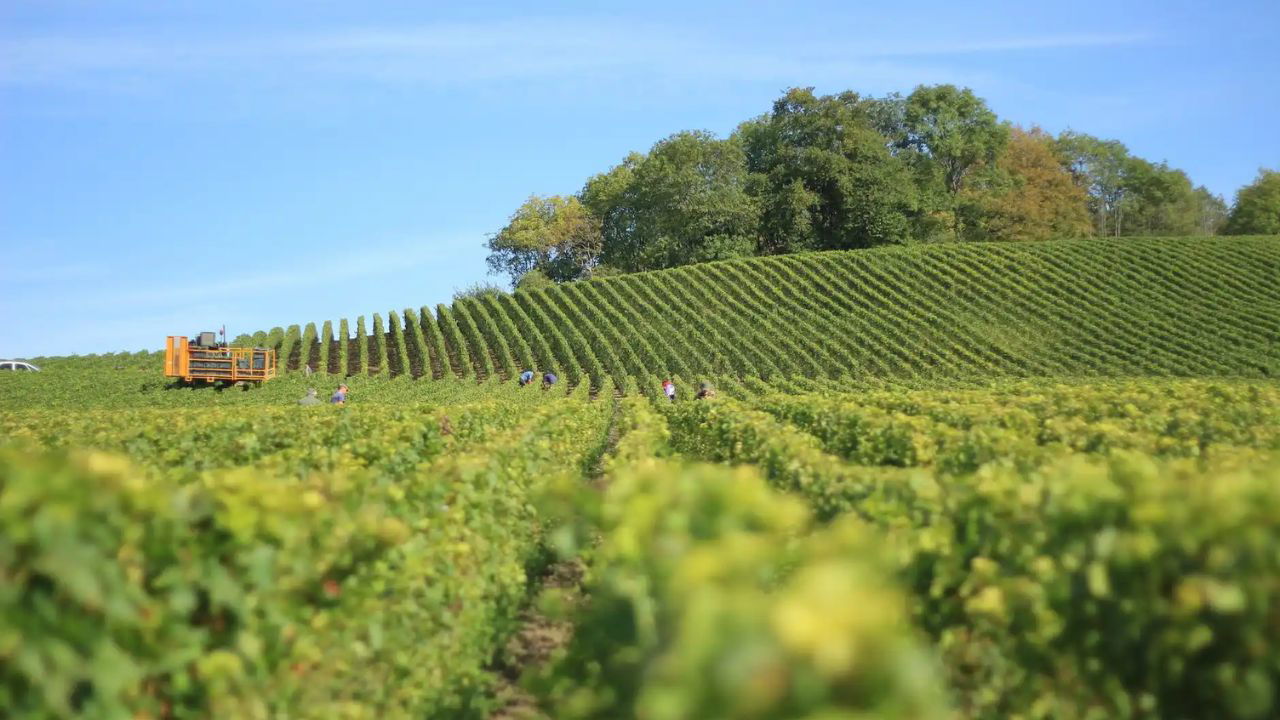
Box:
left=1193, top=187, right=1229, bottom=235
left=1057, top=132, right=1132, bottom=236
left=599, top=130, right=759, bottom=272
left=452, top=282, right=506, bottom=302
left=582, top=153, right=642, bottom=271
left=1118, top=159, right=1219, bottom=236
left=1224, top=169, right=1280, bottom=235
left=966, top=126, right=1091, bottom=242
left=514, top=268, right=554, bottom=293
left=1055, top=133, right=1222, bottom=237
left=740, top=88, right=917, bottom=253
left=581, top=153, right=643, bottom=229
left=903, top=85, right=1008, bottom=196
left=485, top=195, right=602, bottom=286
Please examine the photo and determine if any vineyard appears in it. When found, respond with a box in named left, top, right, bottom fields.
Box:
left=3, top=236, right=1280, bottom=719
left=193, top=236, right=1280, bottom=390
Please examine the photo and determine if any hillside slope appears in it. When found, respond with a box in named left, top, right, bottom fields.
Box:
left=251, top=236, right=1275, bottom=387
left=179, top=237, right=1280, bottom=387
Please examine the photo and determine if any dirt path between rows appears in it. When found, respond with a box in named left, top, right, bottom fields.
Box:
left=486, top=560, right=584, bottom=720
left=486, top=400, right=621, bottom=720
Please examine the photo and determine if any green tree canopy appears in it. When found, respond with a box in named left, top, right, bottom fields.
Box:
left=739, top=88, right=917, bottom=253
left=1224, top=169, right=1280, bottom=235
left=1056, top=132, right=1225, bottom=237
left=485, top=195, right=602, bottom=286
left=1057, top=131, right=1131, bottom=236
left=903, top=85, right=1008, bottom=196
left=514, top=267, right=554, bottom=293
left=581, top=152, right=643, bottom=237
left=452, top=282, right=507, bottom=302
left=598, top=131, right=759, bottom=272
left=485, top=84, right=1243, bottom=285
left=1119, top=158, right=1224, bottom=236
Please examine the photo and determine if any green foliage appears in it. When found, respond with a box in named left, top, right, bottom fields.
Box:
left=663, top=379, right=1280, bottom=717
left=1225, top=169, right=1280, bottom=235
left=451, top=301, right=496, bottom=380
left=117, top=238, right=1280, bottom=389
left=484, top=83, right=1249, bottom=277
left=452, top=281, right=507, bottom=303
left=419, top=306, right=450, bottom=380
left=664, top=395, right=861, bottom=519
left=741, top=87, right=917, bottom=252
left=280, top=325, right=301, bottom=373
left=534, top=398, right=949, bottom=719
left=385, top=310, right=409, bottom=377
left=581, top=153, right=642, bottom=231
left=544, top=462, right=949, bottom=720
left=903, top=84, right=1008, bottom=196
left=884, top=452, right=1280, bottom=719
left=486, top=195, right=602, bottom=285
left=318, top=320, right=333, bottom=375
left=0, top=446, right=408, bottom=719
left=515, top=268, right=554, bottom=293
left=1119, top=157, right=1222, bottom=236
left=336, top=318, right=351, bottom=377
left=435, top=304, right=476, bottom=378
left=599, top=130, right=759, bottom=272
left=9, top=238, right=1280, bottom=405
left=369, top=313, right=388, bottom=375
left=4, top=320, right=1280, bottom=720
left=1, top=384, right=611, bottom=718
left=396, top=308, right=425, bottom=378
left=300, top=322, right=319, bottom=373
left=353, top=316, right=369, bottom=376
left=1057, top=131, right=1227, bottom=237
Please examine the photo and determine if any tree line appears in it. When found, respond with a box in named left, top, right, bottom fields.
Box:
left=485, top=85, right=1280, bottom=289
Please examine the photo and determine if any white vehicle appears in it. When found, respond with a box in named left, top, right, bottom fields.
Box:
left=0, top=360, right=40, bottom=372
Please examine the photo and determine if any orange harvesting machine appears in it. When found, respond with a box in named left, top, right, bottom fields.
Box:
left=164, top=330, right=277, bottom=384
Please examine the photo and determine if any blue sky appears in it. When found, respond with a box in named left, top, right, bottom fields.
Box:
left=3, top=0, right=1277, bottom=357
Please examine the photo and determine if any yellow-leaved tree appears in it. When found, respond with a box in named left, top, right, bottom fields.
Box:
left=967, top=126, right=1093, bottom=241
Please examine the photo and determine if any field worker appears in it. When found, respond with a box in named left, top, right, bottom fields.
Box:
left=695, top=382, right=716, bottom=400
left=519, top=369, right=535, bottom=387
left=298, top=387, right=321, bottom=405
left=542, top=371, right=558, bottom=389
left=330, top=384, right=349, bottom=405
left=662, top=379, right=676, bottom=402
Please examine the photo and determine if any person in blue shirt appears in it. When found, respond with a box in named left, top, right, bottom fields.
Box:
left=542, top=372, right=558, bottom=390
left=519, top=369, right=535, bottom=387
left=330, top=384, right=348, bottom=405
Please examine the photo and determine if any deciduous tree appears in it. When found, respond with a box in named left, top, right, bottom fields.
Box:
left=599, top=131, right=759, bottom=272
left=1057, top=131, right=1130, bottom=236
left=1224, top=169, right=1280, bottom=235
left=903, top=85, right=1008, bottom=195
left=1119, top=159, right=1222, bottom=236
left=741, top=88, right=916, bottom=253
left=1056, top=133, right=1223, bottom=237
left=486, top=195, right=602, bottom=286
left=966, top=126, right=1091, bottom=242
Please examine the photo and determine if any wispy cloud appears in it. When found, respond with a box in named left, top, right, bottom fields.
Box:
left=0, top=20, right=1152, bottom=91
left=1, top=262, right=105, bottom=284
left=22, top=236, right=471, bottom=312
left=861, top=32, right=1151, bottom=57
